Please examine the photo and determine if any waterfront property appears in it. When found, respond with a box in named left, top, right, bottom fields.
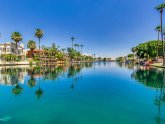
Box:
left=26, top=49, right=68, bottom=64
left=0, top=42, right=27, bottom=63
left=0, top=40, right=97, bottom=65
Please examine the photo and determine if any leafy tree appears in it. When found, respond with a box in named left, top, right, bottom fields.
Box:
left=116, top=56, right=124, bottom=62
left=132, top=40, right=162, bottom=60
left=11, top=32, right=23, bottom=49
left=67, top=48, right=76, bottom=61
left=27, top=40, right=36, bottom=58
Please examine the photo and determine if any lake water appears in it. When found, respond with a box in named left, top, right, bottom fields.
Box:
left=0, top=62, right=164, bottom=124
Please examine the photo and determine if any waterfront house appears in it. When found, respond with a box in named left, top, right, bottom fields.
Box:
left=0, top=42, right=27, bottom=62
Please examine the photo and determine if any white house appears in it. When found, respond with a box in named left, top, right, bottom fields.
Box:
left=0, top=42, right=27, bottom=62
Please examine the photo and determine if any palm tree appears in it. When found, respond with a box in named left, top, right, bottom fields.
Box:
left=11, top=32, right=23, bottom=49
left=155, top=3, right=165, bottom=65
left=73, top=44, right=77, bottom=51
left=35, top=29, right=43, bottom=64
left=71, top=37, right=75, bottom=48
left=155, top=26, right=161, bottom=61
left=80, top=45, right=83, bottom=62
left=11, top=32, right=22, bottom=60
left=77, top=44, right=80, bottom=52
left=155, top=26, right=161, bottom=41
left=27, top=40, right=36, bottom=59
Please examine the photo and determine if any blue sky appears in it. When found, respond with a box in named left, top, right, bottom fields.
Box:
left=0, top=0, right=163, bottom=58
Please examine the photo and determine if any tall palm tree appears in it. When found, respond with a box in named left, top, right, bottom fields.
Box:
left=155, top=26, right=161, bottom=61
left=71, top=37, right=75, bottom=48
left=11, top=32, right=23, bottom=60
left=155, top=3, right=165, bottom=65
left=93, top=54, right=96, bottom=60
left=27, top=40, right=36, bottom=59
left=35, top=29, right=43, bottom=64
left=80, top=45, right=83, bottom=53
left=155, top=26, right=161, bottom=41
left=80, top=45, right=83, bottom=62
left=73, top=44, right=78, bottom=51
left=77, top=44, right=80, bottom=52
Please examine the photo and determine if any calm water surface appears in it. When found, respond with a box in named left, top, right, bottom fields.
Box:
left=0, top=62, right=164, bottom=124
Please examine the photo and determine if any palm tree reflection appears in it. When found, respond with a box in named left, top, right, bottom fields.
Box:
left=28, top=76, right=36, bottom=88
left=0, top=63, right=94, bottom=98
left=12, top=84, right=23, bottom=95
left=35, top=87, right=43, bottom=99
left=68, top=63, right=93, bottom=89
left=35, top=66, right=43, bottom=99
left=27, top=67, right=36, bottom=88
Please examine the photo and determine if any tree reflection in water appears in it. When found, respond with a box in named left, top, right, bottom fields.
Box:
left=131, top=66, right=165, bottom=124
left=12, top=85, right=23, bottom=95
left=0, top=63, right=93, bottom=99
left=67, top=63, right=93, bottom=89
left=27, top=67, right=36, bottom=88
left=35, top=65, right=43, bottom=99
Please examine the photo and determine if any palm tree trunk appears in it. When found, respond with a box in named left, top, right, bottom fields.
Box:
left=31, top=49, right=34, bottom=59
left=160, top=12, right=165, bottom=65
left=72, top=40, right=73, bottom=49
left=81, top=47, right=82, bottom=62
left=39, top=38, right=41, bottom=65
left=16, top=42, right=18, bottom=63
left=157, top=31, right=160, bottom=62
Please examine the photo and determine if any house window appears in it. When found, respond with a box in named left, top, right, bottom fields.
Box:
left=3, top=48, right=6, bottom=52
left=11, top=48, right=14, bottom=53
left=7, top=48, right=10, bottom=52
left=18, top=50, right=22, bottom=54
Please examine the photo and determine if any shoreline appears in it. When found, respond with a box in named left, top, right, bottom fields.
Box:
left=0, top=60, right=95, bottom=66
left=150, top=63, right=165, bottom=68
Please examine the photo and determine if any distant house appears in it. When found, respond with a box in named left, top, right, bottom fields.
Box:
left=0, top=42, right=27, bottom=62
